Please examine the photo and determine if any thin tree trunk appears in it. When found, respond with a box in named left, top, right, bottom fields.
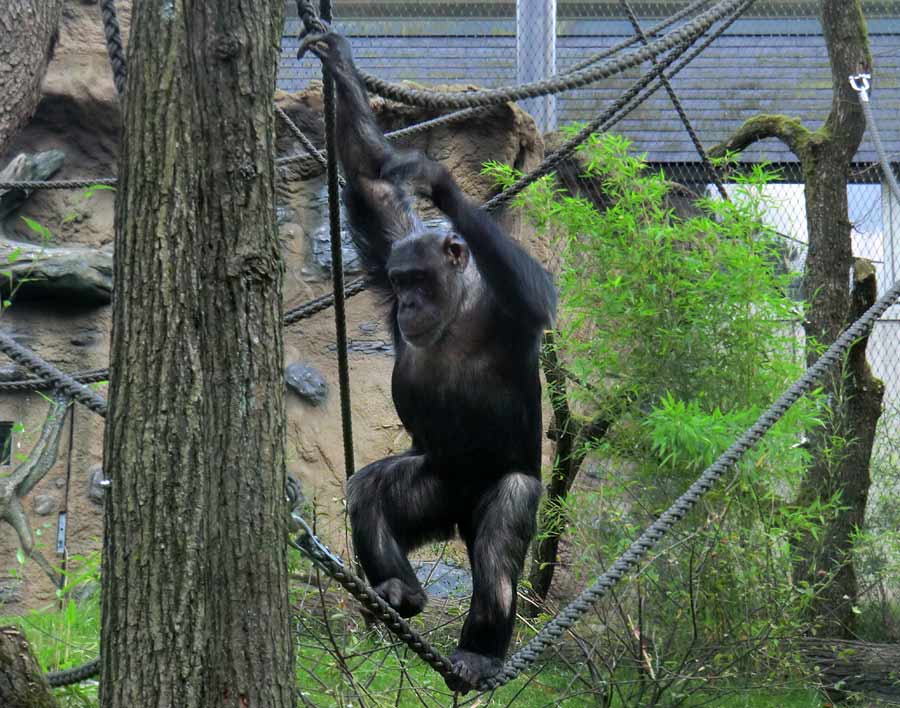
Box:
left=710, top=0, right=877, bottom=637
left=527, top=332, right=611, bottom=612
left=0, top=626, right=59, bottom=708
left=791, top=0, right=877, bottom=638
left=794, top=260, right=884, bottom=635
left=0, top=1, right=62, bottom=154
left=99, top=2, right=293, bottom=707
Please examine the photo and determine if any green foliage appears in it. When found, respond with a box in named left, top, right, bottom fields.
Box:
left=487, top=134, right=834, bottom=702
left=1, top=552, right=101, bottom=707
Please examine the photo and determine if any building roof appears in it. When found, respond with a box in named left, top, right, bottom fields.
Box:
left=279, top=16, right=900, bottom=165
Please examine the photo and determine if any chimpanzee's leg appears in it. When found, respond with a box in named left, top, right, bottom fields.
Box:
left=449, top=472, right=543, bottom=692
left=347, top=452, right=455, bottom=618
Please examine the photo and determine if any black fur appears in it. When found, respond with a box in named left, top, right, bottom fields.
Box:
left=301, top=30, right=556, bottom=693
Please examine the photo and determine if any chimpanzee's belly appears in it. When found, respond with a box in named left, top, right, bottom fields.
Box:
left=391, top=356, right=541, bottom=472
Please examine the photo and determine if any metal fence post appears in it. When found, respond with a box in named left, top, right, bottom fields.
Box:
left=517, top=0, right=557, bottom=133
left=883, top=174, right=900, bottom=300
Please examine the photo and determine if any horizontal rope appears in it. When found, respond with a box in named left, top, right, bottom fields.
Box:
left=353, top=0, right=748, bottom=109
left=47, top=657, right=100, bottom=687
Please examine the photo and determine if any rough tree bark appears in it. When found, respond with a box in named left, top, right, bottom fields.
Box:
left=0, top=1, right=63, bottom=155
left=0, top=626, right=59, bottom=708
left=99, top=2, right=293, bottom=707
left=527, top=332, right=610, bottom=613
left=711, top=0, right=877, bottom=637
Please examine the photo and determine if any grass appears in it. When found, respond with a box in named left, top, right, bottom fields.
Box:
left=0, top=583, right=827, bottom=708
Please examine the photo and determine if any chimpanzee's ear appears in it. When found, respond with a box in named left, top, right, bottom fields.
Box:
left=442, top=235, right=469, bottom=269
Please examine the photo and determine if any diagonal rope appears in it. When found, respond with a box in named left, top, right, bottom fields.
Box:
left=619, top=0, right=729, bottom=200
left=0, top=332, right=107, bottom=415
left=852, top=76, right=900, bottom=204
left=485, top=0, right=753, bottom=213
left=567, top=0, right=712, bottom=74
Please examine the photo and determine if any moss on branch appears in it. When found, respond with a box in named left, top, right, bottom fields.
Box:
left=708, top=114, right=824, bottom=163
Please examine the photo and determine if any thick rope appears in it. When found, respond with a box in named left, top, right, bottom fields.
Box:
left=0, top=369, right=109, bottom=392
left=276, top=105, right=330, bottom=175
left=290, top=526, right=454, bottom=677
left=620, top=0, right=728, bottom=200
left=854, top=81, right=900, bottom=203
left=0, top=177, right=118, bottom=191
left=485, top=0, right=753, bottom=213
left=0, top=332, right=107, bottom=415
left=282, top=278, right=368, bottom=326
left=318, top=0, right=356, bottom=481
left=47, top=658, right=100, bottom=687
left=567, top=0, right=712, bottom=74
left=99, top=0, right=127, bottom=97
left=297, top=0, right=749, bottom=110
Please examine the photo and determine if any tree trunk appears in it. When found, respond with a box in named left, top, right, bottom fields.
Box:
left=99, top=2, right=293, bottom=707
left=527, top=332, right=610, bottom=612
left=797, top=637, right=900, bottom=700
left=710, top=0, right=877, bottom=639
left=0, top=626, right=59, bottom=708
left=791, top=0, right=876, bottom=638
left=794, top=260, right=884, bottom=636
left=0, top=1, right=62, bottom=155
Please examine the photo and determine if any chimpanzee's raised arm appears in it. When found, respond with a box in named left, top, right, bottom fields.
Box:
left=430, top=166, right=556, bottom=330
left=299, top=31, right=420, bottom=295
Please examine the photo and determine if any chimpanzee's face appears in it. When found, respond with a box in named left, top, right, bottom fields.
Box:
left=387, top=232, right=470, bottom=348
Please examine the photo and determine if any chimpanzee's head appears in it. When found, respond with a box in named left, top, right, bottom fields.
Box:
left=386, top=231, right=471, bottom=348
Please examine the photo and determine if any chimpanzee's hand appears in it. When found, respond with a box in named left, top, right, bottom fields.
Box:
left=297, top=30, right=355, bottom=80
left=381, top=151, right=453, bottom=202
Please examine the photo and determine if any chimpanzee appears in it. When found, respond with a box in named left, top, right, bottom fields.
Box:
left=300, top=30, right=556, bottom=692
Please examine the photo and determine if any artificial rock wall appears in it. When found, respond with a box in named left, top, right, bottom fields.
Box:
left=0, top=0, right=546, bottom=609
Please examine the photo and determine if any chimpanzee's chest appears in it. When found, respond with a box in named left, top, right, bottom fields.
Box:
left=391, top=339, right=541, bottom=470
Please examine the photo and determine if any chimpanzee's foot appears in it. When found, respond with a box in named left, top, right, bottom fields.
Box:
left=374, top=578, right=427, bottom=618
left=444, top=649, right=503, bottom=694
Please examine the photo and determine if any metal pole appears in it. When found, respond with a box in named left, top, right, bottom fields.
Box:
left=517, top=0, right=557, bottom=133
left=884, top=177, right=899, bottom=298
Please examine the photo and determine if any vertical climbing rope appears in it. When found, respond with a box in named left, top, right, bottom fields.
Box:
left=317, top=0, right=356, bottom=480
left=99, top=0, right=127, bottom=96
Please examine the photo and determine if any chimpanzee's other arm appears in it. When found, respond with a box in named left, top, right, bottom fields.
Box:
left=432, top=170, right=556, bottom=330
left=300, top=31, right=418, bottom=294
